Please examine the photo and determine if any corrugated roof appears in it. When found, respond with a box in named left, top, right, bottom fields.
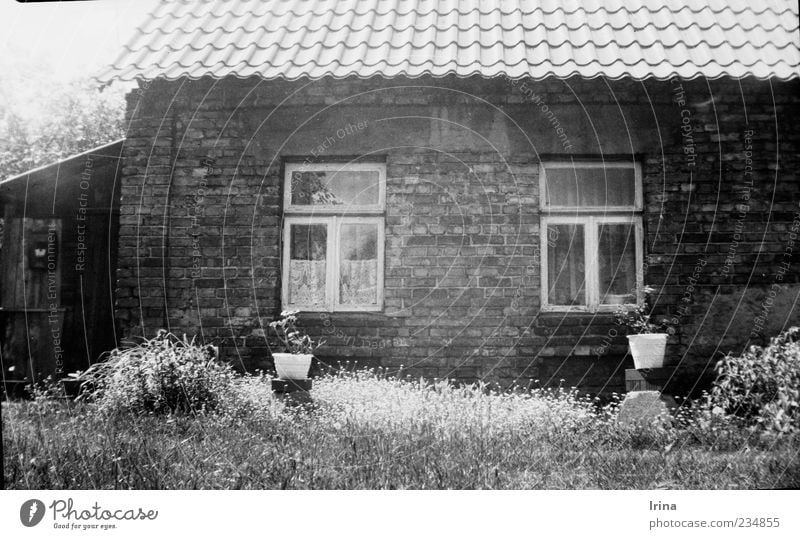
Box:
left=101, top=0, right=800, bottom=82
left=0, top=140, right=125, bottom=186
left=0, top=140, right=125, bottom=208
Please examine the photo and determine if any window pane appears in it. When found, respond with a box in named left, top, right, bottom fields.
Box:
left=599, top=223, right=637, bottom=305
left=545, top=166, right=635, bottom=207
left=339, top=223, right=378, bottom=305
left=288, top=224, right=327, bottom=306
left=547, top=224, right=585, bottom=306
left=291, top=169, right=380, bottom=207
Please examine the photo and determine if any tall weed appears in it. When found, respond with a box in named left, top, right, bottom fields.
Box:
left=82, top=331, right=232, bottom=415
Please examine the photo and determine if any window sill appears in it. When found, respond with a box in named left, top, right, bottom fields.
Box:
left=540, top=305, right=639, bottom=314
left=293, top=311, right=390, bottom=325
left=283, top=207, right=385, bottom=215
left=536, top=311, right=618, bottom=326
left=284, top=307, right=384, bottom=314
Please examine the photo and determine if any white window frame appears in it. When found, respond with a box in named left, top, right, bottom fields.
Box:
left=539, top=160, right=643, bottom=212
left=282, top=162, right=386, bottom=312
left=284, top=162, right=386, bottom=214
left=539, top=160, right=644, bottom=313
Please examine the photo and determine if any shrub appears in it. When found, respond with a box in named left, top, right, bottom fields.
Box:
left=709, top=327, right=800, bottom=434
left=82, top=331, right=234, bottom=415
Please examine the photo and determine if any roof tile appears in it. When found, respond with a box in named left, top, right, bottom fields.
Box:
left=101, top=0, right=800, bottom=82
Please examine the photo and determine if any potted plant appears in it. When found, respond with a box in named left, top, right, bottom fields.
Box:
left=268, top=310, right=324, bottom=380
left=615, top=287, right=675, bottom=369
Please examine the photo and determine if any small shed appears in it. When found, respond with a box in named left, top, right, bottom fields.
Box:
left=0, top=140, right=123, bottom=393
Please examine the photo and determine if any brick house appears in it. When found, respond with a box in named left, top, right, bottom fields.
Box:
left=101, top=0, right=800, bottom=393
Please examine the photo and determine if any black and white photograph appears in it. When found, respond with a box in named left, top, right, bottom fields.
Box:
left=1, top=0, right=799, bottom=535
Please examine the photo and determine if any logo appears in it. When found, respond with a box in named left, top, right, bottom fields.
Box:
left=20, top=499, right=45, bottom=527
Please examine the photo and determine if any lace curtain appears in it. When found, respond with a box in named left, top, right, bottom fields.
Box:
left=339, top=259, right=377, bottom=304
left=548, top=224, right=585, bottom=305
left=289, top=259, right=377, bottom=305
left=599, top=224, right=636, bottom=303
left=289, top=260, right=326, bottom=305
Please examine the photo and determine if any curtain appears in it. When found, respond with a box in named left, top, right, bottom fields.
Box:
left=548, top=224, right=585, bottom=305
left=289, top=259, right=326, bottom=305
left=339, top=259, right=377, bottom=304
left=599, top=224, right=636, bottom=303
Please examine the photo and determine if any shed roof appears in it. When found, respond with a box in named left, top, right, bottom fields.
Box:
left=101, top=0, right=799, bottom=82
left=0, top=140, right=124, bottom=214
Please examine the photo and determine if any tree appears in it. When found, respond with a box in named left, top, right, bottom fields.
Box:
left=0, top=73, right=126, bottom=181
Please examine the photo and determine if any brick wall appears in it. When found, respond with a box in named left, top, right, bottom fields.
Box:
left=117, top=75, right=800, bottom=394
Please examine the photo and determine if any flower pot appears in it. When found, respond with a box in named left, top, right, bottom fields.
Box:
left=272, top=353, right=313, bottom=380
left=627, top=333, right=668, bottom=369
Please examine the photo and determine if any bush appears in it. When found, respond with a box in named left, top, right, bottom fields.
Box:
left=709, top=327, right=800, bottom=434
left=83, top=331, right=234, bottom=415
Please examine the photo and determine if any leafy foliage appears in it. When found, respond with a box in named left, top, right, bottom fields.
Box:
left=291, top=171, right=343, bottom=205
left=709, top=327, right=800, bottom=434
left=268, top=310, right=324, bottom=354
left=614, top=285, right=674, bottom=334
left=80, top=331, right=233, bottom=416
left=0, top=76, right=125, bottom=180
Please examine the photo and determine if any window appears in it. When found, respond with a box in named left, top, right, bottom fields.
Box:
left=282, top=162, right=385, bottom=311
left=540, top=160, right=643, bottom=312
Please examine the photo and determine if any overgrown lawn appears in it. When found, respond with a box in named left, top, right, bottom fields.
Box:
left=3, top=371, right=799, bottom=489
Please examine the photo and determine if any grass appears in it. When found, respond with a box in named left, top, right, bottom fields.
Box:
left=3, top=370, right=799, bottom=489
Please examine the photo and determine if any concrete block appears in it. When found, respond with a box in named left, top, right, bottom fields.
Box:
left=617, top=390, right=678, bottom=426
